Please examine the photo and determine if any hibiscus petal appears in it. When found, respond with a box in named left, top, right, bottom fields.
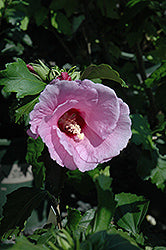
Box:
left=38, top=119, right=77, bottom=170
left=100, top=98, right=132, bottom=162
left=58, top=98, right=131, bottom=167
left=78, top=80, right=120, bottom=138
left=56, top=128, right=98, bottom=172
left=81, top=98, right=131, bottom=163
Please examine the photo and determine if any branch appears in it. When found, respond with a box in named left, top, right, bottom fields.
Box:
left=135, top=42, right=157, bottom=127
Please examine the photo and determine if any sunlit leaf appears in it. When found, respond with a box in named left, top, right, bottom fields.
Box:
left=0, top=58, right=46, bottom=98
left=20, top=16, right=29, bottom=31
left=80, top=64, right=128, bottom=87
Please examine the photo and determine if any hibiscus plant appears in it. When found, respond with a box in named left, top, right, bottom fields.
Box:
left=0, top=58, right=164, bottom=250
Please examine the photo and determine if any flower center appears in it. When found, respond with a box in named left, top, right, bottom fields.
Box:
left=58, top=109, right=85, bottom=141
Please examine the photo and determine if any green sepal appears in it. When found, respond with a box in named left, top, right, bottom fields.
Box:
left=30, top=60, right=50, bottom=81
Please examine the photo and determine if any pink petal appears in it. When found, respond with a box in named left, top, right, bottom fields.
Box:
left=79, top=80, right=120, bottom=139
left=55, top=98, right=131, bottom=171
left=38, top=119, right=77, bottom=170
left=56, top=128, right=98, bottom=172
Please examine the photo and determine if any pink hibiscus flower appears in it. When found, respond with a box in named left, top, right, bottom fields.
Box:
left=28, top=79, right=132, bottom=172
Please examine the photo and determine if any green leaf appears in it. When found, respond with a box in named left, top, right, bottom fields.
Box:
left=139, top=149, right=166, bottom=191
left=80, top=64, right=128, bottom=87
left=0, top=0, right=4, bottom=9
left=67, top=169, right=95, bottom=196
left=0, top=187, right=47, bottom=238
left=145, top=62, right=166, bottom=88
left=154, top=247, right=166, bottom=250
left=36, top=229, right=54, bottom=245
left=97, top=0, right=119, bottom=19
left=72, top=15, right=85, bottom=33
left=51, top=12, right=58, bottom=29
left=1, top=235, right=49, bottom=249
left=114, top=193, right=149, bottom=234
left=34, top=226, right=75, bottom=249
left=56, top=11, right=72, bottom=36
left=76, top=209, right=95, bottom=236
left=81, top=230, right=140, bottom=250
left=26, top=137, right=45, bottom=188
left=0, top=58, right=46, bottom=98
left=15, top=96, right=39, bottom=123
left=97, top=172, right=112, bottom=191
left=93, top=167, right=117, bottom=232
left=34, top=7, right=48, bottom=26
left=50, top=0, right=66, bottom=11
left=109, top=227, right=140, bottom=248
left=66, top=208, right=95, bottom=239
left=109, top=41, right=121, bottom=59
left=1, top=39, right=24, bottom=55
left=127, top=0, right=147, bottom=7
left=151, top=153, right=166, bottom=190
left=67, top=207, right=82, bottom=232
left=131, top=114, right=154, bottom=150
left=20, top=16, right=29, bottom=31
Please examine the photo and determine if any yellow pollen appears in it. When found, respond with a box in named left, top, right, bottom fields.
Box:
left=58, top=110, right=85, bottom=141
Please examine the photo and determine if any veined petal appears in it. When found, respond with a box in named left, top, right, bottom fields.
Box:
left=28, top=79, right=132, bottom=172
